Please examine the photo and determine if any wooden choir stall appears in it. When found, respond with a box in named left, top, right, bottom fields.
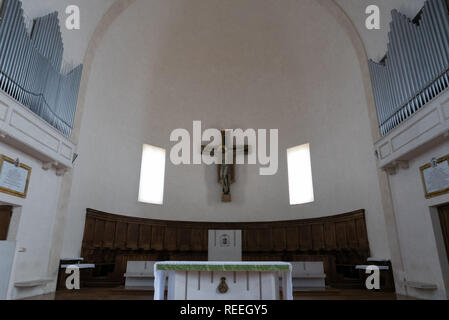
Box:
left=76, top=208, right=394, bottom=292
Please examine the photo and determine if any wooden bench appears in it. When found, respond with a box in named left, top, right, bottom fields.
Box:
left=290, top=262, right=326, bottom=290
left=124, top=261, right=156, bottom=290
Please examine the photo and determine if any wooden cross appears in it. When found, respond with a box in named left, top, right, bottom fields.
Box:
left=202, top=131, right=249, bottom=202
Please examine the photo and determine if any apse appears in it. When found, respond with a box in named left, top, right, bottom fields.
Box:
left=62, top=0, right=389, bottom=261
left=2, top=0, right=449, bottom=303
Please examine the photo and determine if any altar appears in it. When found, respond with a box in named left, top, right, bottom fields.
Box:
left=154, top=262, right=293, bottom=300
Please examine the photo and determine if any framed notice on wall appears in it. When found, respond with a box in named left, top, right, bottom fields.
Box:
left=420, top=155, right=449, bottom=199
left=0, top=155, right=32, bottom=198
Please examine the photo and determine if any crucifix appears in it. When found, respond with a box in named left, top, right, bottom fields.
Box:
left=202, top=130, right=249, bottom=202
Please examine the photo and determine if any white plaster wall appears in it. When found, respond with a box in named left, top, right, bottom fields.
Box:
left=0, top=241, right=15, bottom=299
left=388, top=140, right=449, bottom=300
left=19, top=0, right=115, bottom=65
left=335, top=0, right=426, bottom=61
left=62, top=0, right=390, bottom=261
left=0, top=142, right=63, bottom=300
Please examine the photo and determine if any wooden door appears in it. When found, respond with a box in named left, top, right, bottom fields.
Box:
left=0, top=206, right=12, bottom=240
left=438, top=205, right=449, bottom=264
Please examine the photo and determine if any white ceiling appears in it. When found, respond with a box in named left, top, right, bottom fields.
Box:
left=19, top=0, right=428, bottom=65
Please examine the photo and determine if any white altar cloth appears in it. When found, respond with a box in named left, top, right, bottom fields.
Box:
left=154, top=261, right=293, bottom=300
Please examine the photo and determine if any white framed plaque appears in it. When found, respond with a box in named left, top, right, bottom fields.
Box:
left=420, top=155, right=449, bottom=199
left=0, top=155, right=31, bottom=198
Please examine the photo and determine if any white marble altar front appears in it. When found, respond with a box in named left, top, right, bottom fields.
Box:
left=154, top=262, right=293, bottom=301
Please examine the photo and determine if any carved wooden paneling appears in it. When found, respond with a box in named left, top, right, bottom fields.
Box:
left=138, top=225, right=152, bottom=250
left=285, top=227, right=299, bottom=251
left=259, top=228, right=273, bottom=252
left=245, top=253, right=283, bottom=261
left=114, top=222, right=127, bottom=249
left=299, top=225, right=312, bottom=251
left=241, top=230, right=248, bottom=251
left=335, top=222, right=348, bottom=249
left=254, top=229, right=265, bottom=251
left=245, top=229, right=259, bottom=252
left=126, top=223, right=139, bottom=249
left=324, top=222, right=337, bottom=250
left=191, top=228, right=204, bottom=251
left=355, top=217, right=369, bottom=249
left=103, top=221, right=116, bottom=249
left=151, top=226, right=164, bottom=251
left=312, top=224, right=325, bottom=250
left=177, top=228, right=192, bottom=252
left=82, top=209, right=370, bottom=254
left=164, top=227, right=177, bottom=251
left=93, top=220, right=105, bottom=248
left=81, top=208, right=372, bottom=287
left=346, top=220, right=358, bottom=248
left=171, top=252, right=207, bottom=261
left=201, top=228, right=208, bottom=250
left=82, top=216, right=96, bottom=248
left=272, top=228, right=286, bottom=252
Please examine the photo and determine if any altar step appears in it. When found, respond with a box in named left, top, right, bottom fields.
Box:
left=108, top=286, right=341, bottom=298
left=114, top=286, right=153, bottom=292
left=110, top=286, right=154, bottom=294
left=83, top=280, right=123, bottom=288
left=331, top=279, right=365, bottom=290
left=292, top=287, right=341, bottom=296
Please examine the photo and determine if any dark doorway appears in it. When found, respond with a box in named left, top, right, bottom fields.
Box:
left=438, top=204, right=449, bottom=264
left=0, top=206, right=12, bottom=240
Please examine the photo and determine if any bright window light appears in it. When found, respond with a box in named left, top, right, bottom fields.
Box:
left=287, top=143, right=314, bottom=205
left=138, top=144, right=166, bottom=205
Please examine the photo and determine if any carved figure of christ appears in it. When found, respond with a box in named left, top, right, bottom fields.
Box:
left=202, top=130, right=248, bottom=202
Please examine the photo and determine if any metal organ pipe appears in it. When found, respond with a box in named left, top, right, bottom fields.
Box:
left=370, top=0, right=449, bottom=136
left=0, top=0, right=82, bottom=136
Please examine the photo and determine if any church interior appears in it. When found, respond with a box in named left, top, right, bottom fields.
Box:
left=1, top=0, right=449, bottom=302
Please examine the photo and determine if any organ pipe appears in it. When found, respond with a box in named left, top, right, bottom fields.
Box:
left=0, top=0, right=82, bottom=136
left=369, top=0, right=449, bottom=135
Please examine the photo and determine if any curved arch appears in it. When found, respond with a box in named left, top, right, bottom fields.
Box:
left=317, top=0, right=378, bottom=140
left=74, top=0, right=379, bottom=143
left=72, top=0, right=137, bottom=144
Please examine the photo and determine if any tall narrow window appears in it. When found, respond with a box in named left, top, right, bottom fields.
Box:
left=138, top=144, right=166, bottom=205
left=287, top=143, right=314, bottom=205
